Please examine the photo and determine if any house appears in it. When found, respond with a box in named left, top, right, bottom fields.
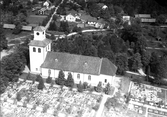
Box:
left=65, top=10, right=81, bottom=22
left=0, top=0, right=3, bottom=4
left=80, top=14, right=97, bottom=26
left=77, top=23, right=85, bottom=28
left=65, top=14, right=77, bottom=22
left=95, top=19, right=106, bottom=29
left=22, top=26, right=33, bottom=31
left=38, top=8, right=48, bottom=15
left=141, top=18, right=156, bottom=23
left=123, top=16, right=131, bottom=25
left=3, top=24, right=32, bottom=31
left=135, top=14, right=151, bottom=18
left=29, top=26, right=117, bottom=87
left=43, top=0, right=52, bottom=9
left=3, top=24, right=15, bottom=29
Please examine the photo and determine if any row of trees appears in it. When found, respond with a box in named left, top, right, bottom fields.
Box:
left=36, top=70, right=112, bottom=95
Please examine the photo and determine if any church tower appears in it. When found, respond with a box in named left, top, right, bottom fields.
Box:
left=29, top=26, right=52, bottom=74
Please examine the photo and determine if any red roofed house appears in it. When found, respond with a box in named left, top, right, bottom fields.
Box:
left=29, top=26, right=117, bottom=87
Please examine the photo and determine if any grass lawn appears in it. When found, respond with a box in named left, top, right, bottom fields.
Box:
left=119, top=76, right=131, bottom=94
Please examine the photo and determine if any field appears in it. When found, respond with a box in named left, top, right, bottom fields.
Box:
left=1, top=80, right=102, bottom=117
left=4, top=29, right=32, bottom=40
left=27, top=15, right=47, bottom=26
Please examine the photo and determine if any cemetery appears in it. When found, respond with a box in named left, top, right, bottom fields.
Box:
left=1, top=79, right=102, bottom=117
left=130, top=82, right=167, bottom=109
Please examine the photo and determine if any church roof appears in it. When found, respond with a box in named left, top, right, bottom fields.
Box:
left=41, top=52, right=117, bottom=76
left=33, top=26, right=45, bottom=31
left=29, top=39, right=51, bottom=47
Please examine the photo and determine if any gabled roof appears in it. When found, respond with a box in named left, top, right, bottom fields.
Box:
left=100, top=58, right=117, bottom=76
left=29, top=39, right=51, bottom=47
left=80, top=14, right=97, bottom=22
left=66, top=10, right=78, bottom=16
left=3, top=24, right=15, bottom=29
left=33, top=26, right=45, bottom=31
left=41, top=52, right=117, bottom=76
left=22, top=26, right=32, bottom=31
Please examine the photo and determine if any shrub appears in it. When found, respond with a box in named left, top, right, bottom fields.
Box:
left=92, top=104, right=99, bottom=111
left=46, top=76, right=52, bottom=84
left=104, top=83, right=111, bottom=95
left=65, top=73, right=74, bottom=88
left=43, top=104, right=49, bottom=113
left=36, top=75, right=42, bottom=82
left=56, top=70, right=66, bottom=86
left=95, top=82, right=103, bottom=93
left=77, top=81, right=83, bottom=92
left=16, top=92, right=22, bottom=101
left=83, top=82, right=88, bottom=89
left=37, top=77, right=45, bottom=90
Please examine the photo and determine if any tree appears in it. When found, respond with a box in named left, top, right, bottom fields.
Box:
left=149, top=52, right=160, bottom=76
left=72, top=26, right=82, bottom=32
left=116, top=53, right=128, bottom=75
left=0, top=26, right=8, bottom=51
left=37, top=76, right=45, bottom=90
left=141, top=50, right=151, bottom=70
left=1, top=52, right=26, bottom=82
left=104, top=83, right=111, bottom=95
left=135, top=36, right=147, bottom=53
left=57, top=6, right=66, bottom=15
left=48, top=21, right=57, bottom=31
left=95, top=81, right=103, bottom=92
left=156, top=14, right=166, bottom=24
left=42, top=17, right=49, bottom=26
left=157, top=55, right=167, bottom=78
left=129, top=53, right=142, bottom=72
left=65, top=73, right=74, bottom=88
left=56, top=70, right=66, bottom=86
left=50, top=33, right=55, bottom=41
left=13, top=22, right=22, bottom=34
left=59, top=21, right=70, bottom=33
left=0, top=74, right=8, bottom=94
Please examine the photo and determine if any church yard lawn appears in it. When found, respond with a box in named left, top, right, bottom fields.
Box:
left=1, top=80, right=102, bottom=117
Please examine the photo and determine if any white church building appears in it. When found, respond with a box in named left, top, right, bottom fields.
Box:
left=29, top=26, right=117, bottom=87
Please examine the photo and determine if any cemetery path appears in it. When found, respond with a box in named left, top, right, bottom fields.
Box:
left=96, top=95, right=108, bottom=117
left=129, top=101, right=167, bottom=113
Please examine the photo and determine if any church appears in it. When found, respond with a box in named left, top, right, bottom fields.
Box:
left=29, top=26, right=117, bottom=87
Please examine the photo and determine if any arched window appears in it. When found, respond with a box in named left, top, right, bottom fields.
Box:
left=88, top=75, right=91, bottom=80
left=38, top=48, right=41, bottom=53
left=77, top=74, right=80, bottom=79
left=33, top=47, right=36, bottom=52
left=36, top=32, right=39, bottom=35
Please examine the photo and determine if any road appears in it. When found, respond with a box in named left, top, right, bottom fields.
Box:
left=45, top=0, right=65, bottom=30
